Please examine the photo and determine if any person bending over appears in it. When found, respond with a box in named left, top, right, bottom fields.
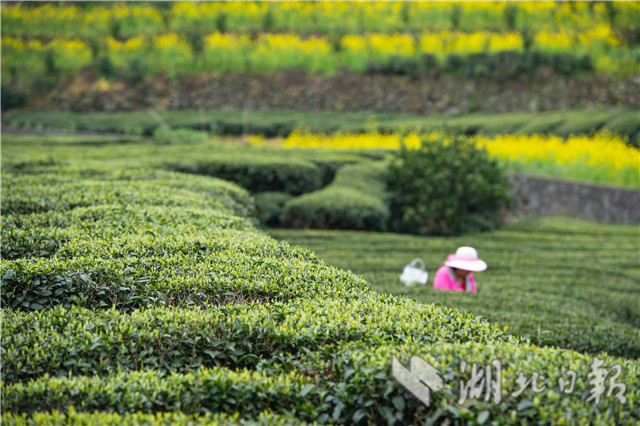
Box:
left=433, top=246, right=486, bottom=292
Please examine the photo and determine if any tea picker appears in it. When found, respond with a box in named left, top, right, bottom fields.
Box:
left=433, top=246, right=487, bottom=292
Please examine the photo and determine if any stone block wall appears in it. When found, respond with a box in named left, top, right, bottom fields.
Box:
left=509, top=173, right=640, bottom=224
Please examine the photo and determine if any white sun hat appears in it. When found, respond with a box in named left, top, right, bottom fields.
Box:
left=444, top=246, right=487, bottom=272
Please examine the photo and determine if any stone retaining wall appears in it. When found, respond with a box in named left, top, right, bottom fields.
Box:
left=42, top=71, right=639, bottom=113
left=509, top=173, right=640, bottom=224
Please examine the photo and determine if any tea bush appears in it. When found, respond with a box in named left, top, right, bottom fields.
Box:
left=281, top=162, right=390, bottom=231
left=1, top=85, right=27, bottom=111
left=3, top=340, right=639, bottom=424
left=387, top=133, right=513, bottom=236
left=1, top=296, right=508, bottom=384
left=168, top=156, right=323, bottom=195
left=3, top=410, right=304, bottom=425
left=253, top=191, right=294, bottom=227
left=281, top=187, right=389, bottom=231
left=4, top=108, right=639, bottom=146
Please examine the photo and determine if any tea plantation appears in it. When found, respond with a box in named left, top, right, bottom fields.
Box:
left=2, top=133, right=639, bottom=424
left=270, top=220, right=640, bottom=360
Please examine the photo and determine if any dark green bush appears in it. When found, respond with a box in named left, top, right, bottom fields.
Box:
left=547, top=53, right=593, bottom=75
left=169, top=157, right=323, bottom=195
left=211, top=120, right=297, bottom=138
left=1, top=85, right=28, bottom=111
left=387, top=133, right=513, bottom=236
left=254, top=191, right=294, bottom=226
left=366, top=56, right=421, bottom=78
left=123, top=57, right=147, bottom=85
left=444, top=54, right=464, bottom=73
left=281, top=187, right=389, bottom=231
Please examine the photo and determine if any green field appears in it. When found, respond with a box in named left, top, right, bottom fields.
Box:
left=2, top=132, right=639, bottom=424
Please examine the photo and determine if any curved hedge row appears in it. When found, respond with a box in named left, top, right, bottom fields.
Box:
left=281, top=161, right=391, bottom=231
left=282, top=187, right=390, bottom=231
left=168, top=156, right=323, bottom=195
left=3, top=410, right=302, bottom=426
left=2, top=297, right=507, bottom=384
left=3, top=341, right=639, bottom=424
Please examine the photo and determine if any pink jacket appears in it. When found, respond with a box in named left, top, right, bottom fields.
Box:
left=433, top=265, right=477, bottom=292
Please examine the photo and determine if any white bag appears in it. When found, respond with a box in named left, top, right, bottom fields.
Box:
left=400, top=258, right=428, bottom=286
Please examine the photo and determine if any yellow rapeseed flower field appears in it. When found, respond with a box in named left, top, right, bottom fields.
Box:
left=282, top=129, right=639, bottom=187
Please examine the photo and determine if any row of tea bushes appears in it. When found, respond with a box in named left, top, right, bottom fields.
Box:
left=0, top=168, right=255, bottom=216
left=1, top=226, right=371, bottom=312
left=167, top=150, right=371, bottom=194
left=4, top=340, right=639, bottom=423
left=2, top=296, right=507, bottom=384
left=168, top=156, right=325, bottom=195
left=280, top=162, right=391, bottom=231
left=169, top=154, right=394, bottom=231
left=4, top=108, right=639, bottom=146
left=3, top=410, right=302, bottom=426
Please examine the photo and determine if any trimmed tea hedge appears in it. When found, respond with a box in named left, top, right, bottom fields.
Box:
left=281, top=162, right=390, bottom=231
left=168, top=156, right=323, bottom=195
left=3, top=108, right=639, bottom=146
left=1, top=296, right=508, bottom=384
left=253, top=191, right=294, bottom=227
left=3, top=341, right=639, bottom=424
left=2, top=410, right=304, bottom=426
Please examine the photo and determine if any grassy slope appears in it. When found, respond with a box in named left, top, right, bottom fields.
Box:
left=2, top=133, right=639, bottom=424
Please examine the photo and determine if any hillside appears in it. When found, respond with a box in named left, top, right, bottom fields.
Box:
left=3, top=1, right=639, bottom=115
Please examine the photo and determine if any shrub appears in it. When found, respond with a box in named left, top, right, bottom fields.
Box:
left=309, top=156, right=364, bottom=186
left=331, top=161, right=390, bottom=202
left=367, top=54, right=440, bottom=79
left=280, top=161, right=391, bottom=231
left=281, top=187, right=389, bottom=231
left=253, top=191, right=294, bottom=226
left=366, top=56, right=422, bottom=78
left=1, top=85, right=28, bottom=111
left=387, top=133, right=513, bottom=236
left=169, top=156, right=323, bottom=195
